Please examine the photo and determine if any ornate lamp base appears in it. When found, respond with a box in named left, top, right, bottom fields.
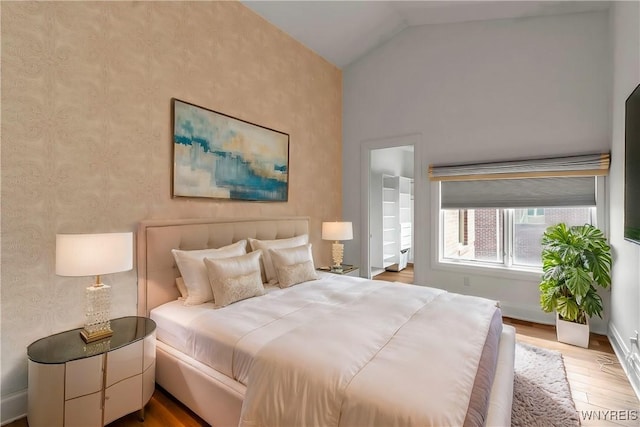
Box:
left=82, top=283, right=113, bottom=343
left=331, top=241, right=344, bottom=272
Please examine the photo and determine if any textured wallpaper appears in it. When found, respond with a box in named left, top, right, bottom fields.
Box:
left=1, top=1, right=342, bottom=399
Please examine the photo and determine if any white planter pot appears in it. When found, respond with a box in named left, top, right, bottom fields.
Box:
left=556, top=313, right=590, bottom=348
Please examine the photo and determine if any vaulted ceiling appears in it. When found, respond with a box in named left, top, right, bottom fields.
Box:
left=242, top=1, right=610, bottom=68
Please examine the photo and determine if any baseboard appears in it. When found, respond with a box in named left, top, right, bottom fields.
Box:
left=608, top=322, right=640, bottom=400
left=499, top=302, right=608, bottom=335
left=1, top=390, right=27, bottom=426
left=499, top=302, right=555, bottom=326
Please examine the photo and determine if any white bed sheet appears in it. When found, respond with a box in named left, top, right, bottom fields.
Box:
left=151, top=274, right=392, bottom=384
left=239, top=280, right=499, bottom=427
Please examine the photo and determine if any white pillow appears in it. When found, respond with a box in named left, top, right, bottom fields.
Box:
left=175, top=277, right=188, bottom=300
left=249, top=234, right=309, bottom=284
left=269, top=244, right=318, bottom=288
left=204, top=251, right=265, bottom=308
left=171, top=240, right=247, bottom=305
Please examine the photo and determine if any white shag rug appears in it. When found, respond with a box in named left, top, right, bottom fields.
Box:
left=512, top=342, right=580, bottom=427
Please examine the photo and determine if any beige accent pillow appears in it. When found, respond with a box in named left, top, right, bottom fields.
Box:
left=204, top=251, right=265, bottom=308
left=171, top=240, right=247, bottom=306
left=249, top=234, right=309, bottom=284
left=269, top=244, right=318, bottom=288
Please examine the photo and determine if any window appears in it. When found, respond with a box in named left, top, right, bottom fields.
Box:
left=442, top=207, right=595, bottom=269
left=518, top=208, right=545, bottom=224
left=430, top=153, right=609, bottom=273
left=443, top=208, right=502, bottom=263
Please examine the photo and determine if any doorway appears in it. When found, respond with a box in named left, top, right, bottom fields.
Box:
left=359, top=134, right=420, bottom=282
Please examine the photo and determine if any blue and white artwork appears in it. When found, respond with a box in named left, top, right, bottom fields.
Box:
left=172, top=99, right=289, bottom=201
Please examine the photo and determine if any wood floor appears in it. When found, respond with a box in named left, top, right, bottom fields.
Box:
left=373, top=263, right=415, bottom=284
left=9, top=266, right=639, bottom=427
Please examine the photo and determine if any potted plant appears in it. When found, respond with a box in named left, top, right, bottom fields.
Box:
left=539, top=223, right=612, bottom=348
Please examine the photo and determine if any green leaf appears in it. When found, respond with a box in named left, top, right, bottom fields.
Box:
left=581, top=288, right=604, bottom=319
left=556, top=296, right=580, bottom=322
left=584, top=247, right=611, bottom=288
left=565, top=266, right=591, bottom=299
left=538, top=222, right=612, bottom=322
left=539, top=280, right=559, bottom=313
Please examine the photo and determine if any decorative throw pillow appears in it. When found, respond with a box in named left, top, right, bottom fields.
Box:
left=269, top=244, right=318, bottom=288
left=204, top=251, right=265, bottom=308
left=249, top=234, right=309, bottom=284
left=175, top=277, right=188, bottom=300
left=171, top=240, right=247, bottom=305
left=275, top=261, right=318, bottom=288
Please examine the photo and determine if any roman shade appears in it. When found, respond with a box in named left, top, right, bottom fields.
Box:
left=430, top=153, right=609, bottom=209
left=429, top=153, right=609, bottom=181
left=440, top=176, right=597, bottom=209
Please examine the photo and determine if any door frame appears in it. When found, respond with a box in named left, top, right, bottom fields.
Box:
left=359, top=133, right=423, bottom=279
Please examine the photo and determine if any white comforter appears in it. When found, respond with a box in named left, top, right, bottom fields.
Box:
left=238, top=277, right=499, bottom=427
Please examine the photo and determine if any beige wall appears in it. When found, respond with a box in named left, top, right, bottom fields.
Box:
left=0, top=0, right=342, bottom=402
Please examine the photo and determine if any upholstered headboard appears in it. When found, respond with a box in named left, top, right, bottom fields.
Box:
left=137, top=216, right=310, bottom=316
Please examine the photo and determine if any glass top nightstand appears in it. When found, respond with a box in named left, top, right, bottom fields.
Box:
left=27, top=316, right=157, bottom=427
left=317, top=265, right=360, bottom=276
left=27, top=316, right=156, bottom=364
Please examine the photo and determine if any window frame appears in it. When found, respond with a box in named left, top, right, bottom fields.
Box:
left=431, top=176, right=607, bottom=280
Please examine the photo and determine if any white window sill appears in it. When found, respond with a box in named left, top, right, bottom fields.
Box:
left=433, top=259, right=542, bottom=282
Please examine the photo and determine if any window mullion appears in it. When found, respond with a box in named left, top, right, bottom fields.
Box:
left=504, top=209, right=512, bottom=267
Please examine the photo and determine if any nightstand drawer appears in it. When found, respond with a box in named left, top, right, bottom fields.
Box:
left=142, top=361, right=156, bottom=404
left=65, top=355, right=104, bottom=400
left=143, top=333, right=156, bottom=371
left=64, top=391, right=102, bottom=427
left=104, top=374, right=143, bottom=425
left=28, top=361, right=64, bottom=427
left=106, top=340, right=143, bottom=387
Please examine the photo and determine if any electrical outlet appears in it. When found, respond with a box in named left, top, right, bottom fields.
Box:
left=463, top=276, right=470, bottom=287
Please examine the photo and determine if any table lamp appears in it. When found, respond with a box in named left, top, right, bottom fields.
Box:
left=56, top=232, right=133, bottom=342
left=321, top=221, right=353, bottom=273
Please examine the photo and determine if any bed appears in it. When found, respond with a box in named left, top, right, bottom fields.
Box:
left=137, top=216, right=516, bottom=427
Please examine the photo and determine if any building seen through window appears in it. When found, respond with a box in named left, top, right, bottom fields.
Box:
left=442, top=207, right=594, bottom=268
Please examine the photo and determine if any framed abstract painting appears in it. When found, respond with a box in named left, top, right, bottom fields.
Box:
left=171, top=99, right=289, bottom=201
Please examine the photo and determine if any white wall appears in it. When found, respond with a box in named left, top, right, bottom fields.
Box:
left=608, top=1, right=640, bottom=396
left=371, top=146, right=413, bottom=178
left=343, top=11, right=611, bottom=332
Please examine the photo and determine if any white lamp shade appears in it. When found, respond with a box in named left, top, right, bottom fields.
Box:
left=56, top=232, right=133, bottom=277
left=322, top=222, right=353, bottom=241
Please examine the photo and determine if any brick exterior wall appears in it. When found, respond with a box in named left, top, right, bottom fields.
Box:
left=474, top=209, right=500, bottom=261
left=443, top=207, right=592, bottom=265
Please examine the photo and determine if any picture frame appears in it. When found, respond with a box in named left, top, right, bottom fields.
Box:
left=171, top=98, right=289, bottom=202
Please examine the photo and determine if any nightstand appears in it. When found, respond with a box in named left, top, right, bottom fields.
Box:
left=318, top=265, right=360, bottom=277
left=27, top=316, right=156, bottom=427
